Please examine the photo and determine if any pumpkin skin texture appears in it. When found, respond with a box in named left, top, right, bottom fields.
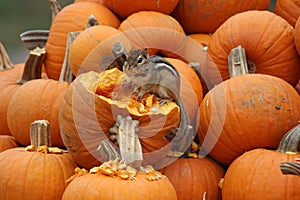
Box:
left=7, top=79, right=69, bottom=147
left=0, top=63, right=24, bottom=135
left=222, top=149, right=300, bottom=200
left=45, top=2, right=120, bottom=80
left=294, top=16, right=300, bottom=56
left=206, top=10, right=300, bottom=88
left=162, top=157, right=224, bottom=200
left=62, top=172, right=177, bottom=200
left=59, top=68, right=181, bottom=169
left=118, top=11, right=185, bottom=58
left=101, top=0, right=179, bottom=19
left=0, top=135, right=18, bottom=153
left=198, top=74, right=300, bottom=166
left=274, top=0, right=300, bottom=27
left=172, top=0, right=270, bottom=34
left=0, top=148, right=77, bottom=200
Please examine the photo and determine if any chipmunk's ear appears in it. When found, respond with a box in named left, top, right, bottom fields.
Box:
left=142, top=48, right=149, bottom=59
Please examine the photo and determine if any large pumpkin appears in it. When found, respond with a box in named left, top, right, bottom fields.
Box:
left=221, top=124, right=300, bottom=199
left=162, top=157, right=225, bottom=200
left=62, top=162, right=177, bottom=200
left=172, top=0, right=270, bottom=34
left=205, top=10, right=300, bottom=88
left=45, top=2, right=120, bottom=80
left=59, top=60, right=201, bottom=169
left=118, top=11, right=186, bottom=58
left=294, top=16, right=300, bottom=56
left=274, top=0, right=300, bottom=27
left=101, top=0, right=179, bottom=19
left=0, top=121, right=77, bottom=200
left=198, top=72, right=300, bottom=165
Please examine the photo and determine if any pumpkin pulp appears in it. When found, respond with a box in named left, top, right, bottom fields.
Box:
left=94, top=68, right=179, bottom=116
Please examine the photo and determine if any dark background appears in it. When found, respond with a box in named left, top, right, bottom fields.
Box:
left=0, top=0, right=277, bottom=65
left=0, top=0, right=73, bottom=64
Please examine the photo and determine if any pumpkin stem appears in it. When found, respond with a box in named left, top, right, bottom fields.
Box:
left=280, top=162, right=300, bottom=177
left=20, top=30, right=49, bottom=50
left=58, top=32, right=79, bottom=82
left=277, top=123, right=300, bottom=153
left=97, top=139, right=120, bottom=161
left=108, top=115, right=143, bottom=168
left=228, top=45, right=249, bottom=77
left=48, top=0, right=61, bottom=20
left=30, top=120, right=51, bottom=150
left=17, top=47, right=46, bottom=85
left=0, top=41, right=14, bottom=71
left=86, top=15, right=99, bottom=29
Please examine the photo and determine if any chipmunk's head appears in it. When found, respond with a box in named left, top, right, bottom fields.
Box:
left=123, top=48, right=154, bottom=82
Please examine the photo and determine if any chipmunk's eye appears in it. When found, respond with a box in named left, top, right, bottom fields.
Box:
left=137, top=56, right=143, bottom=64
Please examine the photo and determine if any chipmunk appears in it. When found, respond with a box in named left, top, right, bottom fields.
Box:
left=121, top=46, right=194, bottom=156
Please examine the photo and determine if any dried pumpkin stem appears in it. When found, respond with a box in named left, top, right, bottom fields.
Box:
left=277, top=123, right=300, bottom=153
left=86, top=15, right=99, bottom=29
left=280, top=162, right=300, bottom=177
left=17, top=47, right=46, bottom=85
left=228, top=45, right=249, bottom=77
left=109, top=115, right=143, bottom=168
left=112, top=42, right=128, bottom=70
left=58, top=31, right=80, bottom=82
left=0, top=42, right=14, bottom=71
left=30, top=120, right=51, bottom=150
left=97, top=139, right=121, bottom=161
left=48, top=0, right=61, bottom=20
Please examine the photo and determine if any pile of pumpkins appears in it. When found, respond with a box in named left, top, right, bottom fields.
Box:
left=0, top=0, right=300, bottom=199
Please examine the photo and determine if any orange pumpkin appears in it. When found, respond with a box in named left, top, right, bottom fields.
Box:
left=68, top=25, right=131, bottom=76
left=0, top=121, right=77, bottom=200
left=172, top=0, right=270, bottom=34
left=0, top=46, right=47, bottom=135
left=59, top=68, right=181, bottom=169
left=294, top=16, right=300, bottom=56
left=118, top=11, right=186, bottom=58
left=7, top=79, right=70, bottom=147
left=59, top=56, right=202, bottom=168
left=274, top=0, right=300, bottom=27
left=221, top=124, right=300, bottom=199
left=206, top=10, right=300, bottom=88
left=101, top=0, right=179, bottom=19
left=62, top=166, right=177, bottom=199
left=198, top=73, right=300, bottom=165
left=45, top=2, right=120, bottom=80
left=162, top=157, right=225, bottom=200
left=0, top=135, right=18, bottom=153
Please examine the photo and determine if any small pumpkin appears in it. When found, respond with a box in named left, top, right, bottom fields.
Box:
left=0, top=120, right=77, bottom=200
left=221, top=123, right=300, bottom=200
left=0, top=135, right=18, bottom=153
left=206, top=10, right=300, bottom=88
left=118, top=11, right=186, bottom=59
left=198, top=46, right=300, bottom=165
left=45, top=2, right=120, bottom=80
left=172, top=0, right=270, bottom=34
left=274, top=0, right=300, bottom=27
left=101, top=0, right=179, bottom=19
left=162, top=157, right=225, bottom=200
